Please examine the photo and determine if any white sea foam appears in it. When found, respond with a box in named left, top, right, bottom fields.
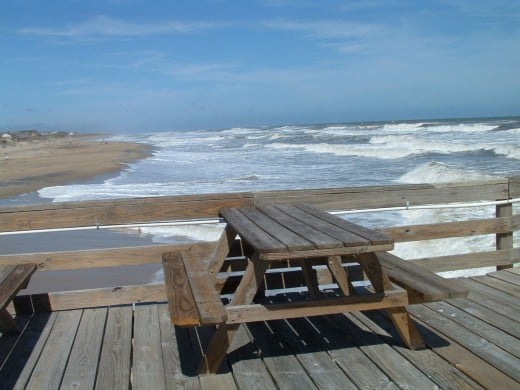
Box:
left=426, top=123, right=497, bottom=133
left=493, top=143, right=520, bottom=159
left=382, top=122, right=426, bottom=132
left=267, top=136, right=485, bottom=159
left=370, top=135, right=479, bottom=154
left=396, top=161, right=496, bottom=184
left=136, top=223, right=225, bottom=244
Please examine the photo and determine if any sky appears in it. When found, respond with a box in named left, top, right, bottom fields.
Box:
left=1, top=1, right=519, bottom=133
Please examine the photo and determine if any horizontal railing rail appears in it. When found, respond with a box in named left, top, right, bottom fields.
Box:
left=1, top=178, right=515, bottom=233
left=0, top=177, right=517, bottom=312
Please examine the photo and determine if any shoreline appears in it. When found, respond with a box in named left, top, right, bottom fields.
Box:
left=0, top=132, right=159, bottom=293
left=0, top=132, right=152, bottom=201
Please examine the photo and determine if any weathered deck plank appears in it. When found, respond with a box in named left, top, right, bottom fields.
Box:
left=409, top=304, right=520, bottom=382
left=267, top=316, right=356, bottom=389
left=0, top=270, right=519, bottom=389
left=25, top=310, right=82, bottom=390
left=61, top=308, right=107, bottom=389
left=225, top=325, right=277, bottom=389
left=306, top=314, right=397, bottom=389
left=247, top=321, right=318, bottom=389
left=472, top=274, right=520, bottom=297
left=95, top=306, right=133, bottom=390
left=340, top=312, right=439, bottom=388
left=132, top=304, right=166, bottom=390
left=0, top=312, right=57, bottom=389
left=351, top=310, right=483, bottom=389
left=447, top=297, right=520, bottom=338
left=425, top=301, right=520, bottom=358
left=157, top=304, right=201, bottom=389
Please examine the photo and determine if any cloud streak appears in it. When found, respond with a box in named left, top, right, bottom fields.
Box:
left=19, top=15, right=223, bottom=38
left=264, top=19, right=382, bottom=39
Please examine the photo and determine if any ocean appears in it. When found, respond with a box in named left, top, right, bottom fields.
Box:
left=40, top=117, right=520, bottom=201
left=8, top=117, right=520, bottom=282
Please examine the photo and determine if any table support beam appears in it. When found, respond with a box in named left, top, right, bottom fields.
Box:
left=199, top=255, right=268, bottom=374
left=386, top=306, right=425, bottom=350
left=327, top=255, right=355, bottom=296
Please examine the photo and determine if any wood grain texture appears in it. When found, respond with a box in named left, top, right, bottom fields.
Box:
left=61, top=308, right=107, bottom=389
left=180, top=249, right=227, bottom=325
left=24, top=310, right=83, bottom=390
left=259, top=205, right=344, bottom=249
left=220, top=208, right=286, bottom=253
left=295, top=203, right=391, bottom=245
left=377, top=252, right=468, bottom=301
left=95, top=306, right=133, bottom=390
left=0, top=243, right=197, bottom=271
left=132, top=304, right=166, bottom=390
left=0, top=264, right=36, bottom=308
left=226, top=289, right=411, bottom=324
left=162, top=252, right=200, bottom=326
left=15, top=283, right=167, bottom=313
left=0, top=192, right=253, bottom=232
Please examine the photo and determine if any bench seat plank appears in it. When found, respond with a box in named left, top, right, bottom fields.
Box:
left=0, top=264, right=36, bottom=333
left=377, top=252, right=468, bottom=301
left=162, top=252, right=200, bottom=326
left=181, top=250, right=228, bottom=325
left=162, top=251, right=227, bottom=327
left=0, top=264, right=37, bottom=309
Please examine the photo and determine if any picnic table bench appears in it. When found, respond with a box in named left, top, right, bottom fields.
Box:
left=0, top=264, right=36, bottom=334
left=162, top=204, right=468, bottom=374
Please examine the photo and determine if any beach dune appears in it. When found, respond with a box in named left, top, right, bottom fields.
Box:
left=0, top=133, right=151, bottom=199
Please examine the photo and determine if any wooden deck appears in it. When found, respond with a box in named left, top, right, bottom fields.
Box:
left=1, top=268, right=519, bottom=389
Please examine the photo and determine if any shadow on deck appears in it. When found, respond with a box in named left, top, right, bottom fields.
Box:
left=1, top=268, right=519, bottom=389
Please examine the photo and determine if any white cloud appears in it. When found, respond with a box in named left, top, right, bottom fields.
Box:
left=263, top=19, right=385, bottom=55
left=19, top=15, right=223, bottom=38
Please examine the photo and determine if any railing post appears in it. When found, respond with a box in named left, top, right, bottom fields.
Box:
left=496, top=198, right=513, bottom=271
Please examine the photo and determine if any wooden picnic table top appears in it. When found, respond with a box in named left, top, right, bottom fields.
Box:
left=220, top=204, right=394, bottom=260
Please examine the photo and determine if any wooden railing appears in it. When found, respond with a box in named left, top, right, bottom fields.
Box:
left=1, top=177, right=518, bottom=312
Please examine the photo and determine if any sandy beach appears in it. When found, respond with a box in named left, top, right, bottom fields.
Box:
left=0, top=132, right=156, bottom=293
left=0, top=132, right=151, bottom=199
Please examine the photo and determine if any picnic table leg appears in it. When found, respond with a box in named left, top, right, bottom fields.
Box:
left=199, top=257, right=269, bottom=375
left=327, top=255, right=355, bottom=296
left=299, top=260, right=320, bottom=299
left=357, top=253, right=393, bottom=293
left=386, top=306, right=426, bottom=350
left=206, top=227, right=238, bottom=278
left=0, top=307, right=20, bottom=334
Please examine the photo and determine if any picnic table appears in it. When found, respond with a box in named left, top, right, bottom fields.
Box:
left=162, top=203, right=468, bottom=374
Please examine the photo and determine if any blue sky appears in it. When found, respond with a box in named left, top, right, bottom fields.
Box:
left=1, top=1, right=519, bottom=133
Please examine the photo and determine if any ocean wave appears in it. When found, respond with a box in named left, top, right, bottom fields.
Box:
left=370, top=135, right=475, bottom=153
left=230, top=174, right=261, bottom=182
left=424, top=123, right=497, bottom=133
left=382, top=122, right=426, bottom=132
left=493, top=143, right=520, bottom=159
left=393, top=161, right=499, bottom=263
left=267, top=137, right=492, bottom=159
left=396, top=161, right=497, bottom=184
